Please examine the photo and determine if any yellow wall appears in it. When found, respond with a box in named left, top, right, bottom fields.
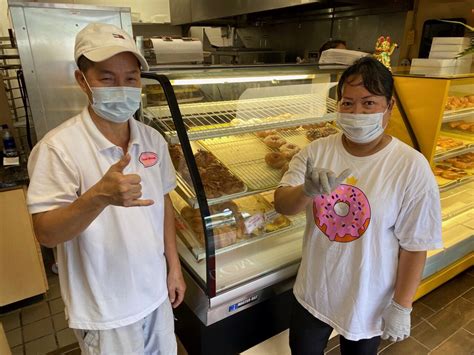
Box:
left=393, top=76, right=450, bottom=162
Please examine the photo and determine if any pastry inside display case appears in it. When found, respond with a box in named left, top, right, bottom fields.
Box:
left=141, top=68, right=344, bottom=284
left=168, top=122, right=339, bottom=207
left=444, top=119, right=474, bottom=135
left=171, top=190, right=299, bottom=261
left=169, top=144, right=246, bottom=199
left=143, top=84, right=203, bottom=105
left=166, top=124, right=338, bottom=260
left=142, top=72, right=339, bottom=143
left=432, top=80, right=474, bottom=256
left=441, top=91, right=474, bottom=140
left=434, top=83, right=474, bottom=191
left=444, top=94, right=474, bottom=111
left=167, top=124, right=334, bottom=261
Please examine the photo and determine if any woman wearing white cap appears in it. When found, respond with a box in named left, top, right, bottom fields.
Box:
left=27, top=23, right=185, bottom=354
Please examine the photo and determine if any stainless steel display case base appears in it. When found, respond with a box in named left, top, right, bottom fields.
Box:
left=175, top=268, right=296, bottom=355
left=181, top=259, right=298, bottom=326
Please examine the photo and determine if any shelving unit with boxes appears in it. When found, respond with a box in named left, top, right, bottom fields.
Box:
left=0, top=35, right=33, bottom=155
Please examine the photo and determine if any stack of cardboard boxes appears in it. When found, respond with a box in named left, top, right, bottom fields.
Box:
left=410, top=37, right=472, bottom=75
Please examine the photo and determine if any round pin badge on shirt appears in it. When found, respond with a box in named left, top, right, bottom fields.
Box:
left=139, top=152, right=158, bottom=168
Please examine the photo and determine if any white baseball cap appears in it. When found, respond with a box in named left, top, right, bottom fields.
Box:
left=74, top=23, right=149, bottom=71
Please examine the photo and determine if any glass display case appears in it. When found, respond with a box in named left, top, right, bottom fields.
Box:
left=139, top=64, right=472, bottom=354
left=141, top=65, right=343, bottom=298
left=140, top=64, right=344, bottom=353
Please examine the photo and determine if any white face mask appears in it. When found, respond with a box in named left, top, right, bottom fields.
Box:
left=336, top=108, right=388, bottom=144
left=82, top=73, right=141, bottom=123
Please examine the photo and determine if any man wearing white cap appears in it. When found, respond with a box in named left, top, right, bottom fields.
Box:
left=27, top=23, right=185, bottom=354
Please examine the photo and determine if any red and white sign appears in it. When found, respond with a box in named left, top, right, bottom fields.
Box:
left=139, top=152, right=158, bottom=168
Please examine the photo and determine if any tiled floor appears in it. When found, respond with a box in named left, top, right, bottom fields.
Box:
left=1, top=267, right=473, bottom=355
left=1, top=274, right=75, bottom=355
left=328, top=266, right=474, bottom=355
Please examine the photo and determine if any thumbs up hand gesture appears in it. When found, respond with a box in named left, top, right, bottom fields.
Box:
left=94, top=154, right=154, bottom=207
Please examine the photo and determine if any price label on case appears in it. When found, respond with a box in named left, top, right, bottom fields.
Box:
left=244, top=213, right=264, bottom=234
left=264, top=210, right=279, bottom=222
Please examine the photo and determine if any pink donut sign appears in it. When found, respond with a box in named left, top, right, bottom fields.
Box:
left=312, top=184, right=371, bottom=243
left=139, top=152, right=158, bottom=168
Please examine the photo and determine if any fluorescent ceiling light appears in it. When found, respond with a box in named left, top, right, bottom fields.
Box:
left=170, top=74, right=314, bottom=86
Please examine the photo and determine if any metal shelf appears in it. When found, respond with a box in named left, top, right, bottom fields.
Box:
left=438, top=176, right=474, bottom=193
left=434, top=145, right=474, bottom=162
left=181, top=211, right=306, bottom=262
left=175, top=175, right=274, bottom=209
left=442, top=108, right=474, bottom=123
left=440, top=181, right=474, bottom=221
left=0, top=54, right=20, bottom=60
left=175, top=127, right=338, bottom=207
left=145, top=94, right=337, bottom=143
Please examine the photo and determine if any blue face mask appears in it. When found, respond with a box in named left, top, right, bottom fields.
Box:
left=82, top=73, right=141, bottom=123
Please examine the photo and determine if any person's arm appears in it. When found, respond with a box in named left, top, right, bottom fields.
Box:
left=274, top=185, right=312, bottom=215
left=381, top=249, right=427, bottom=342
left=163, top=194, right=186, bottom=308
left=393, top=249, right=427, bottom=308
left=32, top=154, right=153, bottom=248
left=33, top=188, right=107, bottom=248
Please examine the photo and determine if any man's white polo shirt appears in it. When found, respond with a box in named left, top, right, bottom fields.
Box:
left=27, top=107, right=177, bottom=330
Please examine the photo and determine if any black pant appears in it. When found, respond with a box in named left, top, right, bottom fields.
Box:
left=289, top=296, right=381, bottom=355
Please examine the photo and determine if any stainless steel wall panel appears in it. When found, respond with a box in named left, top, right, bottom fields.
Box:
left=191, top=0, right=313, bottom=23
left=170, top=0, right=327, bottom=24
left=169, top=0, right=192, bottom=25
left=264, top=11, right=407, bottom=64
left=9, top=2, right=133, bottom=139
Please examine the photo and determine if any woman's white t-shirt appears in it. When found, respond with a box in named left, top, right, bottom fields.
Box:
left=279, top=133, right=443, bottom=341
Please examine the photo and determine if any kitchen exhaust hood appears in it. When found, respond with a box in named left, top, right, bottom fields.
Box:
left=170, top=0, right=413, bottom=25
left=171, top=0, right=331, bottom=25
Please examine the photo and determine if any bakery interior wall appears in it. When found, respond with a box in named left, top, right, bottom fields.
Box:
left=4, top=0, right=171, bottom=23
left=259, top=11, right=408, bottom=64
left=1, top=0, right=183, bottom=41
left=219, top=0, right=473, bottom=65
left=401, top=0, right=474, bottom=60
left=0, top=1, right=8, bottom=37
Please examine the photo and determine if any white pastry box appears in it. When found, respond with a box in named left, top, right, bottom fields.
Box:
left=409, top=65, right=468, bottom=76
left=318, top=48, right=369, bottom=65
left=428, top=51, right=471, bottom=59
left=430, top=43, right=469, bottom=53
left=410, top=57, right=472, bottom=75
left=411, top=58, right=466, bottom=67
left=432, top=37, right=471, bottom=46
